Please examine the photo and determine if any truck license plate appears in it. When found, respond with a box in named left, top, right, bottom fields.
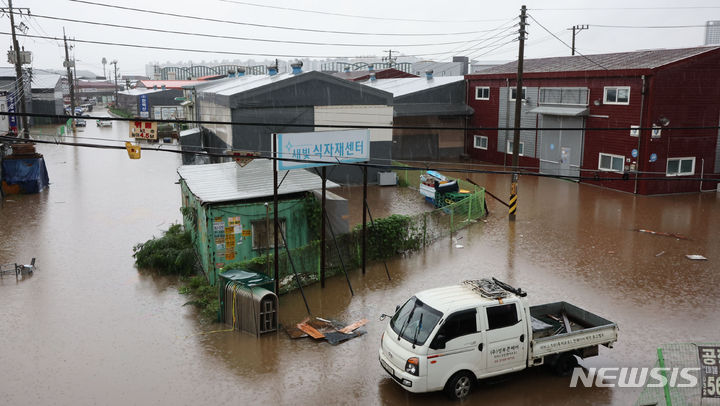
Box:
left=380, top=358, right=394, bottom=377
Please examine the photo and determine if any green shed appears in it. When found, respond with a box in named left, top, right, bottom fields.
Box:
left=177, top=159, right=339, bottom=286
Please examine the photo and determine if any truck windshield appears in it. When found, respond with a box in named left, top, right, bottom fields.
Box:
left=390, top=296, right=443, bottom=346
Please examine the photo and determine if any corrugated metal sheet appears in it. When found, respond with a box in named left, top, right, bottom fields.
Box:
left=31, top=74, right=61, bottom=90
left=480, top=46, right=720, bottom=75
left=196, top=73, right=298, bottom=97
left=177, top=160, right=340, bottom=204
left=363, top=76, right=464, bottom=97
left=529, top=106, right=588, bottom=116
left=497, top=87, right=539, bottom=158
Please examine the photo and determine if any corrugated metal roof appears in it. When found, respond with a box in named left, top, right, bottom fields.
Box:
left=195, top=72, right=300, bottom=97
left=139, top=80, right=205, bottom=89
left=479, top=46, right=720, bottom=75
left=118, top=88, right=167, bottom=96
left=362, top=76, right=464, bottom=97
left=177, top=160, right=339, bottom=204
left=31, top=74, right=61, bottom=90
left=0, top=66, right=18, bottom=78
left=529, top=106, right=588, bottom=116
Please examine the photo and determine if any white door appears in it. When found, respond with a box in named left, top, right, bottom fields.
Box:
left=426, top=308, right=484, bottom=389
left=482, top=302, right=527, bottom=376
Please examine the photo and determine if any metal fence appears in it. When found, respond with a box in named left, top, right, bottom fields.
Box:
left=635, top=342, right=720, bottom=406
left=224, top=183, right=486, bottom=293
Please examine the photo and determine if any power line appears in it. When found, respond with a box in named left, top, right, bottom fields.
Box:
left=219, top=0, right=508, bottom=23
left=527, top=14, right=610, bottom=70
left=21, top=12, right=502, bottom=48
left=589, top=24, right=707, bottom=29
left=5, top=111, right=720, bottom=133
left=68, top=0, right=502, bottom=37
left=1, top=134, right=716, bottom=184
left=532, top=6, right=720, bottom=11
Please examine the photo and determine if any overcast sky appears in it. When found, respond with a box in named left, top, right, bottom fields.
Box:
left=1, top=0, right=718, bottom=76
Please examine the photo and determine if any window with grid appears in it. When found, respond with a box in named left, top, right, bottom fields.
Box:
left=666, top=157, right=695, bottom=176
left=598, top=153, right=625, bottom=172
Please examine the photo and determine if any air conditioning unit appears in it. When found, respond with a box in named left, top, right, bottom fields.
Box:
left=377, top=171, right=397, bottom=186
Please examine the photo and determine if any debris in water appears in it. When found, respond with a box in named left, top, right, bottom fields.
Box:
left=655, top=251, right=665, bottom=257
left=287, top=317, right=367, bottom=345
left=634, top=228, right=690, bottom=240
left=455, top=245, right=464, bottom=249
left=685, top=254, right=707, bottom=261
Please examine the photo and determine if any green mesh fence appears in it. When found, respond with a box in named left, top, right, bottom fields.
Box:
left=635, top=342, right=720, bottom=406
left=224, top=175, right=486, bottom=293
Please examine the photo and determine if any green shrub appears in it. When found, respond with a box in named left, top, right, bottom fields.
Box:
left=133, top=224, right=195, bottom=275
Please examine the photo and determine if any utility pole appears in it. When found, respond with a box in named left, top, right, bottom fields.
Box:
left=63, top=28, right=75, bottom=130
left=111, top=60, right=119, bottom=106
left=382, top=49, right=398, bottom=68
left=509, top=5, right=527, bottom=221
left=6, top=0, right=30, bottom=138
left=568, top=25, right=588, bottom=56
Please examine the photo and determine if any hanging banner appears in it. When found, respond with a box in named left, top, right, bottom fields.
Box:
left=129, top=121, right=158, bottom=140
left=275, top=129, right=370, bottom=170
left=139, top=94, right=149, bottom=118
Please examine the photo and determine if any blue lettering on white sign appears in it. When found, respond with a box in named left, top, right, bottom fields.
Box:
left=631, top=149, right=638, bottom=158
left=277, top=129, right=370, bottom=170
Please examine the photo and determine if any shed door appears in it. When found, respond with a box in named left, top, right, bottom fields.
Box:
left=539, top=115, right=584, bottom=178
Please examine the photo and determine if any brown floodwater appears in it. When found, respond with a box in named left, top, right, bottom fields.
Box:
left=1, top=110, right=718, bottom=405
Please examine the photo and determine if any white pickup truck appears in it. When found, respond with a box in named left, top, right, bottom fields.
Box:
left=379, top=278, right=618, bottom=400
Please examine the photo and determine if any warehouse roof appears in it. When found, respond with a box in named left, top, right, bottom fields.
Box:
left=362, top=76, right=464, bottom=97
left=177, top=160, right=340, bottom=204
left=478, top=46, right=720, bottom=75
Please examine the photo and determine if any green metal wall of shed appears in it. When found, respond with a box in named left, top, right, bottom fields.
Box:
left=180, top=180, right=310, bottom=285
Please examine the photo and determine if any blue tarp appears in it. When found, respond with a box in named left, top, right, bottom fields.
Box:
left=1, top=158, right=50, bottom=194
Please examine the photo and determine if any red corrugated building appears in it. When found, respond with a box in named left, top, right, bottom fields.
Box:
left=465, top=46, right=720, bottom=194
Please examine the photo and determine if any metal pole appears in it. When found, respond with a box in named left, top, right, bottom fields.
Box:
left=509, top=5, right=527, bottom=221
left=320, top=166, right=326, bottom=288
left=324, top=210, right=354, bottom=296
left=273, top=134, right=279, bottom=294
left=8, top=0, right=29, bottom=138
left=571, top=26, right=576, bottom=55
left=362, top=165, right=367, bottom=275
left=63, top=29, right=75, bottom=131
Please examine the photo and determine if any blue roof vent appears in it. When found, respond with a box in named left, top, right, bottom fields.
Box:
left=291, top=60, right=303, bottom=75
left=368, top=64, right=374, bottom=72
left=161, top=84, right=166, bottom=90
left=268, top=65, right=278, bottom=76
left=237, top=66, right=245, bottom=77
left=369, top=72, right=376, bottom=82
left=425, top=70, right=434, bottom=80
left=227, top=68, right=236, bottom=78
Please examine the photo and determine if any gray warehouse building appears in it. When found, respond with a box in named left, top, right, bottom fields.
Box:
left=188, top=68, right=394, bottom=184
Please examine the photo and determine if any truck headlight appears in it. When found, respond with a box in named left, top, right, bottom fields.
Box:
left=405, top=357, right=419, bottom=376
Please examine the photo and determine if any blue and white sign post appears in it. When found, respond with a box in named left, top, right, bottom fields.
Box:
left=7, top=94, right=17, bottom=133
left=139, top=94, right=149, bottom=118
left=272, top=129, right=371, bottom=293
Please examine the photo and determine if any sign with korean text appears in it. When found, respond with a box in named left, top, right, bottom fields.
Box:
left=699, top=346, right=720, bottom=398
left=139, top=94, right=149, bottom=118
left=276, top=129, right=370, bottom=170
left=130, top=121, right=158, bottom=140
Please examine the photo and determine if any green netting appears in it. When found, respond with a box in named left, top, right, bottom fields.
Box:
left=224, top=177, right=486, bottom=294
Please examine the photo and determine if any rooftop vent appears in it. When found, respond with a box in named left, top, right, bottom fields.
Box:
left=425, top=70, right=434, bottom=80
left=291, top=60, right=303, bottom=75
left=237, top=66, right=246, bottom=77
left=369, top=72, right=376, bottom=82
left=227, top=68, right=236, bottom=78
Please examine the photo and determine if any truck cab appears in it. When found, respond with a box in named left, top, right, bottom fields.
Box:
left=379, top=278, right=617, bottom=400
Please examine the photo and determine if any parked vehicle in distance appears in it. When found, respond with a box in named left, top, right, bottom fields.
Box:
left=74, top=118, right=86, bottom=127
left=379, top=278, right=618, bottom=400
left=96, top=119, right=112, bottom=128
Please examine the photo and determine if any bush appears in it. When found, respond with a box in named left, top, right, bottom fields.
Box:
left=179, top=275, right=219, bottom=322
left=133, top=224, right=195, bottom=275
left=355, top=214, right=421, bottom=260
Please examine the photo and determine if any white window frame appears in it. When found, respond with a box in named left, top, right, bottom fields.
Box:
left=603, top=86, right=631, bottom=105
left=509, top=87, right=527, bottom=101
left=598, top=152, right=625, bottom=173
left=666, top=157, right=695, bottom=177
left=473, top=135, right=488, bottom=150
left=475, top=86, right=490, bottom=100
left=506, top=140, right=524, bottom=156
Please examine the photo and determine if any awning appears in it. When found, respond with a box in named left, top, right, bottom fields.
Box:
left=529, top=105, right=589, bottom=116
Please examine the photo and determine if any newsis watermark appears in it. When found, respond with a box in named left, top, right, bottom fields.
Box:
left=569, top=367, right=700, bottom=388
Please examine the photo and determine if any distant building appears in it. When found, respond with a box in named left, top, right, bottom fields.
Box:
left=30, top=74, right=64, bottom=124
left=706, top=21, right=720, bottom=45
left=465, top=46, right=720, bottom=195
left=331, top=68, right=417, bottom=82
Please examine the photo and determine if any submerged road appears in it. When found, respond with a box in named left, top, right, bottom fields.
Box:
left=1, top=109, right=718, bottom=405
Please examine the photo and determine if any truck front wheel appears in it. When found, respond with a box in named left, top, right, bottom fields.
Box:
left=444, top=371, right=475, bottom=400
